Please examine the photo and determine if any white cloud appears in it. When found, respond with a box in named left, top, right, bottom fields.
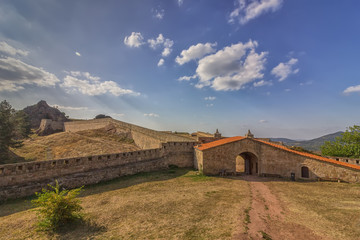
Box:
left=69, top=71, right=100, bottom=81
left=157, top=58, right=164, bottom=66
left=178, top=0, right=184, bottom=6
left=178, top=75, right=197, bottom=81
left=153, top=8, right=165, bottom=19
left=284, top=88, right=291, bottom=92
left=75, top=51, right=81, bottom=57
left=124, top=32, right=144, bottom=48
left=61, top=73, right=140, bottom=97
left=206, top=103, right=214, bottom=107
left=259, top=119, right=268, bottom=123
left=0, top=41, right=29, bottom=56
left=204, top=96, right=216, bottom=101
left=229, top=0, right=283, bottom=24
left=148, top=34, right=173, bottom=57
left=0, top=57, right=60, bottom=92
left=175, top=42, right=217, bottom=65
left=191, top=40, right=267, bottom=91
left=162, top=47, right=171, bottom=57
left=51, top=105, right=88, bottom=111
left=148, top=34, right=165, bottom=49
left=271, top=58, right=299, bottom=81
left=144, top=113, right=159, bottom=117
left=343, top=85, right=360, bottom=94
left=253, top=80, right=272, bottom=87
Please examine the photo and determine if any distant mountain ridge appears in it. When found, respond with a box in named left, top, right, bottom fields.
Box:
left=271, top=131, right=344, bottom=152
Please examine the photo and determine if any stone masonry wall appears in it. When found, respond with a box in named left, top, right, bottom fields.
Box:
left=195, top=138, right=360, bottom=183
left=0, top=142, right=197, bottom=201
left=64, top=119, right=195, bottom=149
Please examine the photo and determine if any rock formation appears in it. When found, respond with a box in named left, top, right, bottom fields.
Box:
left=23, top=100, right=69, bottom=129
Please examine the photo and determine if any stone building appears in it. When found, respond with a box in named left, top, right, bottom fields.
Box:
left=194, top=133, right=360, bottom=183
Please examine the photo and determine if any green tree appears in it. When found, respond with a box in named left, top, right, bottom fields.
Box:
left=32, top=180, right=84, bottom=231
left=0, top=100, right=31, bottom=161
left=321, top=125, right=360, bottom=158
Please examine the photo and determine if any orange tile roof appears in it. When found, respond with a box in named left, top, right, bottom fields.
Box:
left=195, top=136, right=360, bottom=171
left=195, top=136, right=245, bottom=150
left=254, top=139, right=360, bottom=171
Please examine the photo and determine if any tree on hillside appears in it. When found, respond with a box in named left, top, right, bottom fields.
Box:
left=0, top=100, right=31, bottom=161
left=321, top=125, right=360, bottom=158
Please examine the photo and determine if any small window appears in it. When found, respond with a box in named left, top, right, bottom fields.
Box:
left=301, top=166, right=309, bottom=178
left=107, top=155, right=111, bottom=159
left=336, top=158, right=339, bottom=161
left=17, top=166, right=23, bottom=171
left=88, top=157, right=92, bottom=161
left=116, top=154, right=119, bottom=158
left=356, top=160, right=359, bottom=164
left=346, top=159, right=348, bottom=163
left=65, top=160, right=69, bottom=165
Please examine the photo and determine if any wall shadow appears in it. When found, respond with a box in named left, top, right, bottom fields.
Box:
left=0, top=167, right=192, bottom=217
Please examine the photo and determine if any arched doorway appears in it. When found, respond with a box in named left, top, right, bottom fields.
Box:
left=236, top=152, right=258, bottom=175
left=301, top=166, right=309, bottom=178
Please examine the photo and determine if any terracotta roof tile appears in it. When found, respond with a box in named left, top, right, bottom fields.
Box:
left=195, top=136, right=245, bottom=150
left=195, top=136, right=360, bottom=171
left=254, top=139, right=360, bottom=171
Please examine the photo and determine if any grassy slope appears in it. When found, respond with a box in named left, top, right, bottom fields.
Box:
left=0, top=169, right=250, bottom=240
left=266, top=180, right=360, bottom=240
left=8, top=128, right=140, bottom=163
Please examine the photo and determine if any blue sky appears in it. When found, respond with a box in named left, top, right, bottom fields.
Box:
left=0, top=0, right=360, bottom=139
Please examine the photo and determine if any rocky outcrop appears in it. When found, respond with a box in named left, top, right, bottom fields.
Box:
left=23, top=100, right=69, bottom=129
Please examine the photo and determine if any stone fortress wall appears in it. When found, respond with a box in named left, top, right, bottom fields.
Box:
left=64, top=119, right=195, bottom=149
left=0, top=141, right=196, bottom=201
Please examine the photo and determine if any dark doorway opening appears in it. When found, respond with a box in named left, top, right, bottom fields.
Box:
left=236, top=152, right=258, bottom=175
left=301, top=166, right=309, bottom=178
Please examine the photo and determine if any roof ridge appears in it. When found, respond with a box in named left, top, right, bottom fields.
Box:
left=254, top=139, right=360, bottom=171
left=195, top=136, right=245, bottom=150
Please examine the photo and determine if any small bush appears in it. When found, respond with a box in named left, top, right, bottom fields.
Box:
left=32, top=180, right=84, bottom=231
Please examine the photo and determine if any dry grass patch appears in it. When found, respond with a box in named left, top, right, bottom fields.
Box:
left=266, top=180, right=360, bottom=240
left=0, top=169, right=250, bottom=239
left=9, top=128, right=139, bottom=163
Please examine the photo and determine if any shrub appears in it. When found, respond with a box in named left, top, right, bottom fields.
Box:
left=32, top=180, right=84, bottom=231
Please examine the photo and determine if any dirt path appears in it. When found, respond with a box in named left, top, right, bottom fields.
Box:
left=233, top=176, right=328, bottom=240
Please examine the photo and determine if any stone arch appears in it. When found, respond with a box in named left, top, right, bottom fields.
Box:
left=236, top=152, right=259, bottom=175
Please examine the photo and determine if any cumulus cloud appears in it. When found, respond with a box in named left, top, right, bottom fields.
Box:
left=189, top=40, right=267, bottom=91
left=175, top=42, right=217, bottom=65
left=178, top=0, right=184, bottom=6
left=0, top=41, right=29, bottom=56
left=68, top=71, right=100, bottom=81
left=147, top=34, right=174, bottom=57
left=124, top=32, right=144, bottom=48
left=61, top=72, right=140, bottom=97
left=204, top=96, right=216, bottom=101
left=51, top=105, right=88, bottom=111
left=229, top=0, right=283, bottom=24
left=178, top=75, right=197, bottom=81
left=75, top=51, right=81, bottom=57
left=343, top=85, right=360, bottom=94
left=157, top=58, right=164, bottom=67
left=144, top=113, right=159, bottom=117
left=271, top=58, right=299, bottom=81
left=253, top=80, right=272, bottom=87
left=153, top=8, right=165, bottom=19
left=0, top=57, right=60, bottom=92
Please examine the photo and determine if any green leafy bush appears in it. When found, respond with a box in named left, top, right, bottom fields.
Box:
left=32, top=180, right=84, bottom=231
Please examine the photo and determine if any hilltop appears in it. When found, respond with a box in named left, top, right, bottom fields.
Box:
left=271, top=131, right=343, bottom=152
left=9, top=127, right=139, bottom=164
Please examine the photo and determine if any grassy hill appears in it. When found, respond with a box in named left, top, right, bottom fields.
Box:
left=271, top=131, right=343, bottom=152
left=8, top=128, right=140, bottom=164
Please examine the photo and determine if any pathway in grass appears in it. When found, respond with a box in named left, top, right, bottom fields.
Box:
left=240, top=176, right=325, bottom=240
